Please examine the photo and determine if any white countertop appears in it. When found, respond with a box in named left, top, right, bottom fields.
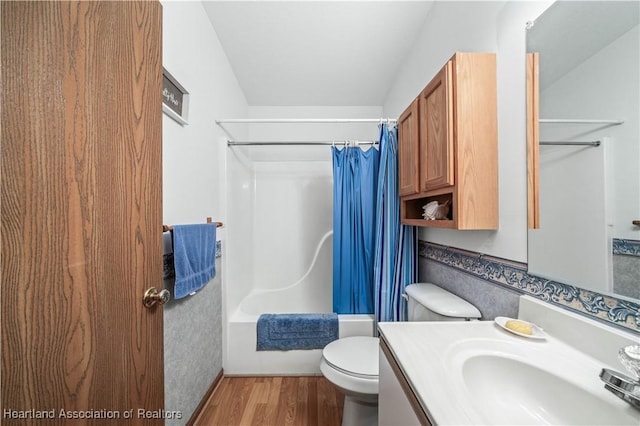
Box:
left=378, top=320, right=639, bottom=425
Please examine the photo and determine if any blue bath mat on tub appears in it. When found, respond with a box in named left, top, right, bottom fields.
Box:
left=257, top=313, right=339, bottom=351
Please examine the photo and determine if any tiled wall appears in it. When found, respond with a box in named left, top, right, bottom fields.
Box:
left=613, top=239, right=640, bottom=300
left=418, top=241, right=640, bottom=334
left=163, top=244, right=223, bottom=425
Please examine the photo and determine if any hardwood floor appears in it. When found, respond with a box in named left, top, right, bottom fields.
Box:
left=194, top=376, right=344, bottom=426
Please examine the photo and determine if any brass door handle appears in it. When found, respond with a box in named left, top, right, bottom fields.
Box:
left=143, top=287, right=170, bottom=308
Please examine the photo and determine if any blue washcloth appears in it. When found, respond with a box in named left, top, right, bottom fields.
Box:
left=172, top=224, right=217, bottom=299
left=257, top=313, right=338, bottom=351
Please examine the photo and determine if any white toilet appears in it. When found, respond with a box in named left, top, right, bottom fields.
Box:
left=320, top=283, right=481, bottom=426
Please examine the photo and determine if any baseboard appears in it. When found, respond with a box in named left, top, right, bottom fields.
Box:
left=187, top=368, right=224, bottom=426
left=223, top=373, right=323, bottom=377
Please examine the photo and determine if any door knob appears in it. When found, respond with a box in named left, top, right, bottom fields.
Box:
left=143, top=287, right=170, bottom=308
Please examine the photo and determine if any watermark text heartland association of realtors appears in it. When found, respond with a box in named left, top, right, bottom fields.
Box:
left=3, top=408, right=183, bottom=420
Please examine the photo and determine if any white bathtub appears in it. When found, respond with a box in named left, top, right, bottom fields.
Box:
left=225, top=287, right=375, bottom=375
left=226, top=309, right=374, bottom=375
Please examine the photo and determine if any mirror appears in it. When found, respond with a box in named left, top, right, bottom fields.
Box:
left=527, top=1, right=639, bottom=301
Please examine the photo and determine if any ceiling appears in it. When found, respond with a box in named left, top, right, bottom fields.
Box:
left=527, top=0, right=640, bottom=90
left=202, top=1, right=435, bottom=106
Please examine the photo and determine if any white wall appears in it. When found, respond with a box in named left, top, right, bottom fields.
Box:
left=248, top=106, right=383, bottom=154
left=161, top=0, right=247, bottom=227
left=160, top=1, right=248, bottom=422
left=383, top=1, right=503, bottom=116
left=383, top=1, right=553, bottom=263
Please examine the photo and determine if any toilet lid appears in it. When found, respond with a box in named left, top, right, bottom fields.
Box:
left=322, top=336, right=379, bottom=379
left=405, top=283, right=481, bottom=319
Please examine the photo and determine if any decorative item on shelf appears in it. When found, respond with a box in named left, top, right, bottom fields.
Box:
left=422, top=200, right=450, bottom=220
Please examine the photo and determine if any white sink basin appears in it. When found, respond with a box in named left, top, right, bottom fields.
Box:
left=460, top=351, right=637, bottom=425
left=378, top=296, right=640, bottom=426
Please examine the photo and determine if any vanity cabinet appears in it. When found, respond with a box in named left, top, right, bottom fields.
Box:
left=379, top=339, right=430, bottom=425
left=398, top=52, right=498, bottom=229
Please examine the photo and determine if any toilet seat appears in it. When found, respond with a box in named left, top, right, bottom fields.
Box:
left=320, top=336, right=379, bottom=398
left=322, top=336, right=379, bottom=379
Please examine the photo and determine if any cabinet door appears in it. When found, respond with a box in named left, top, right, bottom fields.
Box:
left=398, top=99, right=420, bottom=196
left=379, top=347, right=422, bottom=426
left=419, top=61, right=455, bottom=192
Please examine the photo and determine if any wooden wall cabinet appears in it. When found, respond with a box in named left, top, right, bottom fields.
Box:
left=419, top=60, right=455, bottom=193
left=398, top=98, right=420, bottom=196
left=399, top=52, right=498, bottom=230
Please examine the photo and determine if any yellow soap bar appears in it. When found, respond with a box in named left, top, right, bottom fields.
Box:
left=505, top=319, right=533, bottom=335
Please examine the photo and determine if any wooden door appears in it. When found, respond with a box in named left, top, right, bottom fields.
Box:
left=419, top=61, right=455, bottom=192
left=1, top=1, right=164, bottom=424
left=398, top=99, right=420, bottom=196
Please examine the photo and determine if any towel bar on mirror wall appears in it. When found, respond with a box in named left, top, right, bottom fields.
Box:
left=538, top=118, right=624, bottom=125
left=539, top=140, right=601, bottom=147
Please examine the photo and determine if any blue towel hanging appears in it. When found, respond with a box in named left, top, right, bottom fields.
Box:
left=172, top=224, right=217, bottom=299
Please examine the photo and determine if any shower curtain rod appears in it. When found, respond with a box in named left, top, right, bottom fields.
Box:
left=216, top=118, right=397, bottom=124
left=540, top=140, right=601, bottom=147
left=539, top=119, right=624, bottom=125
left=227, top=140, right=378, bottom=147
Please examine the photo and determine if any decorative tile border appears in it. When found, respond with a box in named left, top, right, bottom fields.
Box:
left=216, top=240, right=222, bottom=259
left=418, top=240, right=640, bottom=333
left=613, top=238, right=640, bottom=257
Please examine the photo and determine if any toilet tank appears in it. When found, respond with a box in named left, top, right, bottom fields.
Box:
left=405, top=283, right=481, bottom=321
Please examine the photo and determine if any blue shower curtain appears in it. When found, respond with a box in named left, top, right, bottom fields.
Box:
left=373, top=125, right=417, bottom=322
left=332, top=145, right=380, bottom=314
left=332, top=124, right=417, bottom=318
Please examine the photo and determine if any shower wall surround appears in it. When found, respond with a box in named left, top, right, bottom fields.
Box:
left=418, top=241, right=639, bottom=333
